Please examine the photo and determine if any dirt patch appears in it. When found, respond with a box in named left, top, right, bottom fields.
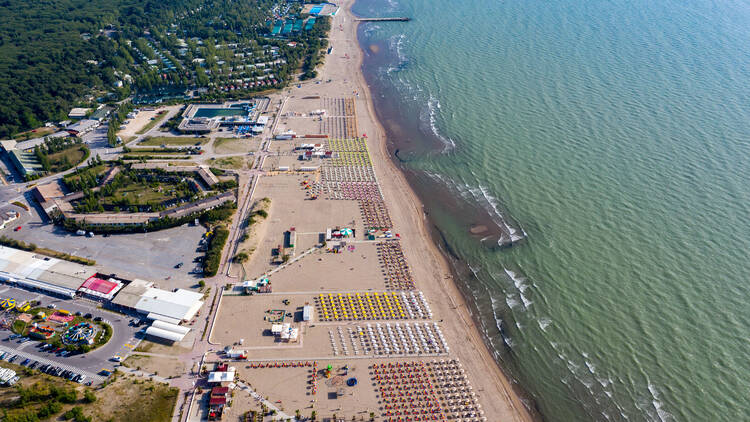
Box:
left=210, top=156, right=246, bottom=170
left=212, top=137, right=261, bottom=154
left=122, top=355, right=187, bottom=379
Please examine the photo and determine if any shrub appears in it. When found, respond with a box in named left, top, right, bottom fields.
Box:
left=203, top=226, right=229, bottom=276
left=83, top=390, right=97, bottom=403
left=63, top=406, right=90, bottom=422
left=57, top=389, right=78, bottom=404
left=37, top=401, right=62, bottom=417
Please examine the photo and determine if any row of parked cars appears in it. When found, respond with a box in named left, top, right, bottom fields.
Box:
left=0, top=350, right=90, bottom=385
left=5, top=334, right=80, bottom=357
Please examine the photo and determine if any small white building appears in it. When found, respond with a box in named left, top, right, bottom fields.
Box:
left=303, top=305, right=313, bottom=322
left=208, top=370, right=235, bottom=383
left=68, top=108, right=90, bottom=119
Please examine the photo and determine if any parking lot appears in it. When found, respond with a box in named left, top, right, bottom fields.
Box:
left=0, top=286, right=143, bottom=384
left=1, top=205, right=207, bottom=290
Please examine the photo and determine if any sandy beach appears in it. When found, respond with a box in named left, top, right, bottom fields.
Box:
left=296, top=1, right=535, bottom=420
left=190, top=1, right=540, bottom=419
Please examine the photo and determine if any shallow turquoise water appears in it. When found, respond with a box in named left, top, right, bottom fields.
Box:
left=193, top=108, right=246, bottom=118
left=355, top=0, right=750, bottom=420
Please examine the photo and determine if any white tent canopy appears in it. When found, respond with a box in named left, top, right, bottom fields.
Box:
left=144, top=326, right=187, bottom=342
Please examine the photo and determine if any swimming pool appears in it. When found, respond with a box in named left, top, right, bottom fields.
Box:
left=193, top=108, right=247, bottom=118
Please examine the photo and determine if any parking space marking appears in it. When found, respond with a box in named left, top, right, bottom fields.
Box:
left=0, top=344, right=105, bottom=382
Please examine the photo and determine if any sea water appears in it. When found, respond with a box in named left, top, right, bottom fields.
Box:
left=354, top=0, right=750, bottom=420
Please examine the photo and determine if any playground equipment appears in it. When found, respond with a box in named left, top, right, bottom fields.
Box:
left=0, top=298, right=16, bottom=310
left=266, top=309, right=285, bottom=323
left=63, top=322, right=95, bottom=345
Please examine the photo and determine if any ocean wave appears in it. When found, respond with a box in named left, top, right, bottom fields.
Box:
left=428, top=172, right=526, bottom=244
left=538, top=317, right=552, bottom=331
left=548, top=342, right=642, bottom=421
left=426, top=95, right=457, bottom=152
left=647, top=383, right=674, bottom=422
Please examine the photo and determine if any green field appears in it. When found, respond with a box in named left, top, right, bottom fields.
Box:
left=99, top=183, right=185, bottom=207
left=139, top=136, right=209, bottom=146
left=46, top=145, right=89, bottom=173
left=135, top=113, right=168, bottom=135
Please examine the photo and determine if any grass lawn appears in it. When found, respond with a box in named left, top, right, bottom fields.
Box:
left=99, top=183, right=184, bottom=207
left=139, top=136, right=208, bottom=146
left=135, top=112, right=168, bottom=135
left=47, top=146, right=89, bottom=173
left=210, top=156, right=245, bottom=169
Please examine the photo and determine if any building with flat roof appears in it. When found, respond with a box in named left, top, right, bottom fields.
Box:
left=8, top=150, right=44, bottom=176
left=0, top=246, right=94, bottom=298
left=77, top=275, right=124, bottom=300
left=64, top=212, right=160, bottom=227
left=68, top=108, right=90, bottom=119
left=33, top=182, right=66, bottom=203
left=89, top=107, right=112, bottom=122
left=135, top=287, right=204, bottom=322
left=207, top=370, right=235, bottom=384
left=66, top=119, right=99, bottom=136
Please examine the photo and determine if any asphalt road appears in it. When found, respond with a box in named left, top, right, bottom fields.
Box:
left=0, top=286, right=142, bottom=382
left=2, top=206, right=207, bottom=289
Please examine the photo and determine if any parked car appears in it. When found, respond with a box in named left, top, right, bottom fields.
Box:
left=93, top=316, right=102, bottom=322
left=84, top=313, right=92, bottom=319
left=13, top=226, right=21, bottom=231
left=75, top=311, right=82, bottom=316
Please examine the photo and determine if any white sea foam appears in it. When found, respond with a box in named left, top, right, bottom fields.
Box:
left=538, top=317, right=552, bottom=331
left=585, top=360, right=597, bottom=374
left=519, top=292, right=532, bottom=308
left=426, top=95, right=456, bottom=152
left=504, top=268, right=529, bottom=293
left=647, top=383, right=674, bottom=422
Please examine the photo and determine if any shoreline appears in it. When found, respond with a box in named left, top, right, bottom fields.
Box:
left=340, top=0, right=538, bottom=420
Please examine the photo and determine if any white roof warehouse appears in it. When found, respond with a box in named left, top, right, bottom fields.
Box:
left=135, top=287, right=204, bottom=323
left=0, top=246, right=93, bottom=298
